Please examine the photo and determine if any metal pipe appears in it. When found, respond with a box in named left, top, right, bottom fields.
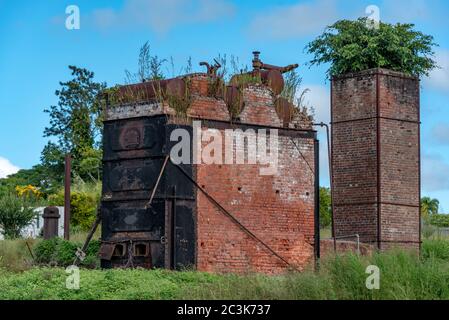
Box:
left=314, top=138, right=320, bottom=268
left=331, top=234, right=360, bottom=254
left=313, top=122, right=336, bottom=252
left=64, top=154, right=71, bottom=240
left=145, top=155, right=170, bottom=209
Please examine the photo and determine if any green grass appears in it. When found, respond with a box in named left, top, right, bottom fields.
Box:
left=320, top=227, right=332, bottom=239
left=0, top=238, right=39, bottom=272
left=0, top=268, right=224, bottom=300
left=1, top=235, right=449, bottom=300
left=0, top=240, right=449, bottom=300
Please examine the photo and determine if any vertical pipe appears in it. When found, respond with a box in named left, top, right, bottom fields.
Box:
left=313, top=122, right=336, bottom=251
left=325, top=123, right=336, bottom=251
left=64, top=154, right=71, bottom=240
left=314, top=138, right=320, bottom=266
left=330, top=80, right=337, bottom=252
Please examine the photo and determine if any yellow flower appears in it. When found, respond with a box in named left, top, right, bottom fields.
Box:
left=15, top=185, right=42, bottom=199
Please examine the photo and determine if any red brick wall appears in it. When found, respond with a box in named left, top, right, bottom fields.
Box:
left=195, top=130, right=315, bottom=274
left=332, top=68, right=420, bottom=250
left=187, top=76, right=316, bottom=274
left=105, top=74, right=317, bottom=273
left=239, top=85, right=283, bottom=127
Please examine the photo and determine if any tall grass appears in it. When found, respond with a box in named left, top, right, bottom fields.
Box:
left=183, top=244, right=449, bottom=300
left=0, top=239, right=448, bottom=300
left=0, top=238, right=38, bottom=272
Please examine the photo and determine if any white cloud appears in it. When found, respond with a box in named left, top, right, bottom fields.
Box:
left=247, top=0, right=339, bottom=39
left=425, top=49, right=449, bottom=93
left=91, top=0, right=235, bottom=34
left=0, top=157, right=20, bottom=179
left=422, top=153, right=449, bottom=192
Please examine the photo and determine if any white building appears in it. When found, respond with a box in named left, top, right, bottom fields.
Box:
left=0, top=206, right=65, bottom=240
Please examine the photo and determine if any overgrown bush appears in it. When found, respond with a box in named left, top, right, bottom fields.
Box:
left=422, top=239, right=449, bottom=261
left=34, top=238, right=100, bottom=268
left=430, top=214, right=449, bottom=228
left=0, top=194, right=37, bottom=239
left=306, top=18, right=437, bottom=78
left=48, top=182, right=100, bottom=231
left=0, top=238, right=38, bottom=272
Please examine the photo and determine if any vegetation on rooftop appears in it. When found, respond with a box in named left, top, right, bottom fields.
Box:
left=306, top=18, right=438, bottom=78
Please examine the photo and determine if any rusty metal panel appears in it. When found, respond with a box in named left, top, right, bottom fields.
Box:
left=101, top=201, right=165, bottom=237
left=99, top=243, right=115, bottom=261
left=103, top=158, right=166, bottom=193
left=173, top=201, right=195, bottom=269
left=103, top=116, right=167, bottom=161
left=101, top=118, right=196, bottom=270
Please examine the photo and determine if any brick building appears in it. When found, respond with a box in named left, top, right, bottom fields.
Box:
left=331, top=68, right=421, bottom=250
left=99, top=56, right=319, bottom=273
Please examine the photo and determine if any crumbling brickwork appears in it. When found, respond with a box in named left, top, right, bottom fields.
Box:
left=101, top=65, right=318, bottom=273
left=331, top=68, right=420, bottom=250
left=194, top=85, right=315, bottom=274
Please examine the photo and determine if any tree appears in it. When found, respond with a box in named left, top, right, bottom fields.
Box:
left=306, top=18, right=437, bottom=78
left=0, top=164, right=59, bottom=198
left=43, top=66, right=106, bottom=182
left=320, top=187, right=332, bottom=228
left=421, top=197, right=439, bottom=221
left=0, top=194, right=36, bottom=239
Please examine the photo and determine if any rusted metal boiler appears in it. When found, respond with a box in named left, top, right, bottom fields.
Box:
left=99, top=117, right=195, bottom=269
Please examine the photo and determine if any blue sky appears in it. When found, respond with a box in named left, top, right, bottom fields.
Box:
left=0, top=0, right=448, bottom=211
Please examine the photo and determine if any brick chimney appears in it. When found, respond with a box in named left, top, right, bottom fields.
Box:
left=331, top=68, right=421, bottom=250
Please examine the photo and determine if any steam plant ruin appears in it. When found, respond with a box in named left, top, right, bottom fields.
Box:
left=98, top=52, right=421, bottom=273
left=331, top=69, right=421, bottom=250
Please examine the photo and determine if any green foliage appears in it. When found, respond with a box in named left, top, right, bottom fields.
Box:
left=48, top=182, right=100, bottom=231
left=0, top=164, right=60, bottom=198
left=76, top=147, right=102, bottom=182
left=0, top=267, right=218, bottom=300
left=429, top=214, right=449, bottom=228
left=2, top=239, right=449, bottom=299
left=281, top=69, right=307, bottom=105
left=0, top=194, right=37, bottom=239
left=319, top=187, right=332, bottom=228
left=306, top=18, right=438, bottom=78
left=33, top=238, right=100, bottom=268
left=47, top=192, right=96, bottom=231
left=422, top=239, right=449, bottom=261
left=125, top=41, right=166, bottom=83
left=43, top=65, right=106, bottom=183
left=0, top=238, right=38, bottom=272
left=187, top=244, right=449, bottom=300
left=421, top=196, right=440, bottom=221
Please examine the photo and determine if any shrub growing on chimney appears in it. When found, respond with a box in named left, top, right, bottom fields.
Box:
left=306, top=18, right=438, bottom=78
